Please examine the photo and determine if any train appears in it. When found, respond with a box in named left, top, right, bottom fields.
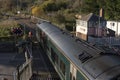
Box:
left=36, top=21, right=120, bottom=80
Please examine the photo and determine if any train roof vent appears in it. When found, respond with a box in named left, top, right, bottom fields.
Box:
left=78, top=51, right=93, bottom=63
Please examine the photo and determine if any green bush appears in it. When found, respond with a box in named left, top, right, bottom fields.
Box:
left=0, top=27, right=10, bottom=37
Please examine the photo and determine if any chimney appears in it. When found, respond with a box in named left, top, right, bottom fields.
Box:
left=75, top=14, right=82, bottom=19
left=99, top=8, right=104, bottom=18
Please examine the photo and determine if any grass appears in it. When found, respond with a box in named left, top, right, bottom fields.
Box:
left=0, top=20, right=19, bottom=37
left=0, top=20, right=25, bottom=42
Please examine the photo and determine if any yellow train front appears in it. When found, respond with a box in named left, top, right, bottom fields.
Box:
left=36, top=21, right=120, bottom=80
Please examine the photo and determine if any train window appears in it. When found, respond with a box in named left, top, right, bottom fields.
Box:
left=78, top=51, right=92, bottom=63
left=55, top=54, right=59, bottom=65
left=60, top=60, right=66, bottom=75
left=51, top=48, right=59, bottom=65
left=41, top=32, right=45, bottom=38
left=51, top=48, right=55, bottom=63
left=46, top=45, right=49, bottom=51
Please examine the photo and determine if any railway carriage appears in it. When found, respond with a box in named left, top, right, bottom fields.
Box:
left=36, top=22, right=120, bottom=80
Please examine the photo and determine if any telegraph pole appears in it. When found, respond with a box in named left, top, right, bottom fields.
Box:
left=17, top=0, right=21, bottom=14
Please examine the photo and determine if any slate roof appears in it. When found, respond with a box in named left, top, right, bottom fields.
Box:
left=80, top=13, right=106, bottom=21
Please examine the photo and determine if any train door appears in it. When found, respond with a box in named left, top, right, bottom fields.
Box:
left=70, top=63, right=77, bottom=80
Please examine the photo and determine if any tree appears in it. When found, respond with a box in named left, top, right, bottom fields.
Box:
left=31, top=6, right=44, bottom=17
left=54, top=12, right=66, bottom=24
left=0, top=0, right=17, bottom=12
left=81, top=0, right=120, bottom=20
left=104, top=0, right=120, bottom=20
left=82, top=0, right=100, bottom=14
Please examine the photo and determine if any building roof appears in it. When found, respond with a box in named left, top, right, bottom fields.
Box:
left=80, top=13, right=105, bottom=21
left=0, top=42, right=26, bottom=79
